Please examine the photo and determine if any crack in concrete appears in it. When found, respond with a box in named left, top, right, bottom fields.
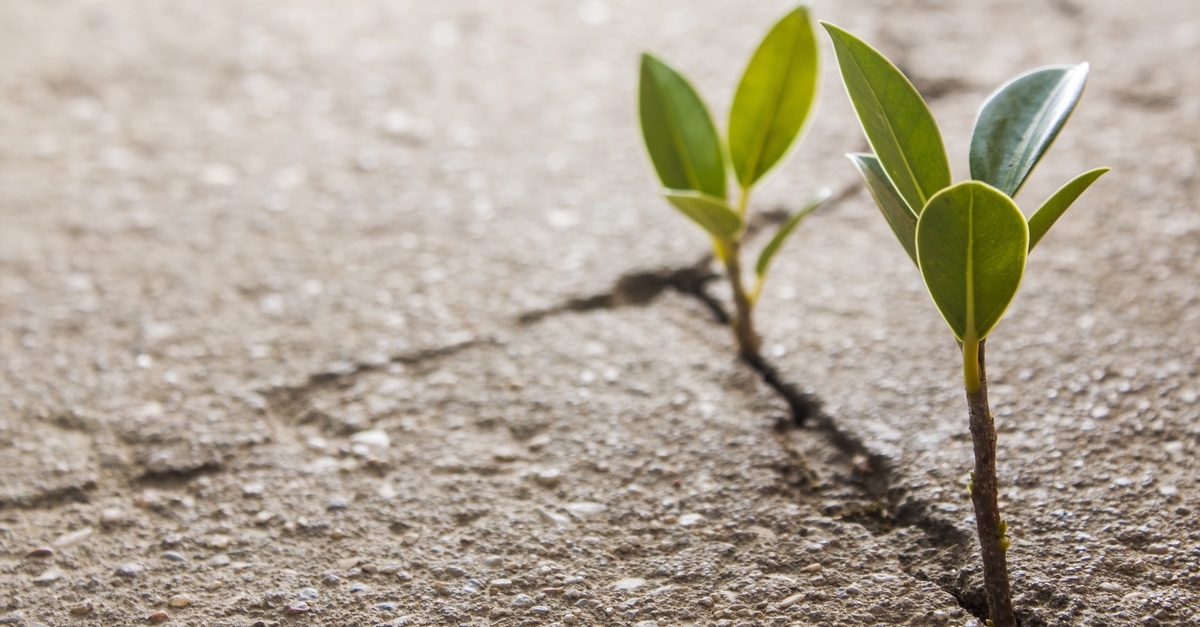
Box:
left=248, top=178, right=987, bottom=618
left=512, top=179, right=994, bottom=618
left=261, top=336, right=489, bottom=415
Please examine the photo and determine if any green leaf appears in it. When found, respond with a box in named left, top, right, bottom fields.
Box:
left=1028, top=167, right=1108, bottom=251
left=639, top=53, right=727, bottom=200
left=848, top=153, right=918, bottom=265
left=821, top=22, right=951, bottom=212
left=729, top=6, right=820, bottom=189
left=970, top=63, right=1090, bottom=197
left=663, top=190, right=744, bottom=242
left=755, top=187, right=831, bottom=278
left=916, top=181, right=1028, bottom=343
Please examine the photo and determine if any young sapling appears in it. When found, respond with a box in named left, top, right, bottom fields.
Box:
left=822, top=22, right=1108, bottom=627
left=638, top=5, right=830, bottom=393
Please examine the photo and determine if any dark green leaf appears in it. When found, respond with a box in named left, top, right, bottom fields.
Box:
left=755, top=187, right=831, bottom=278
left=970, top=63, right=1090, bottom=197
left=1028, top=167, right=1108, bottom=251
left=663, top=190, right=744, bottom=242
left=729, top=6, right=820, bottom=188
left=822, top=22, right=951, bottom=212
left=639, top=53, right=727, bottom=200
left=916, top=182, right=1028, bottom=343
left=848, top=153, right=918, bottom=265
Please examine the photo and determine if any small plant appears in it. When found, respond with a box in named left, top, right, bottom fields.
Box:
left=822, top=22, right=1108, bottom=627
left=638, top=5, right=830, bottom=377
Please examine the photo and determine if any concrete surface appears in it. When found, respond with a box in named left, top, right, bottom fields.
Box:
left=0, top=0, right=1197, bottom=625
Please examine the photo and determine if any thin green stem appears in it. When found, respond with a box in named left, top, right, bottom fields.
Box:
left=963, top=336, right=981, bottom=394
left=736, top=185, right=752, bottom=218
left=721, top=185, right=761, bottom=363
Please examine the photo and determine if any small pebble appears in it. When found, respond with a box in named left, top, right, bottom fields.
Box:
left=613, top=577, right=645, bottom=590
left=361, top=563, right=379, bottom=574
left=168, top=595, right=189, bottom=608
left=101, top=508, right=125, bottom=525
left=327, top=497, right=348, bottom=511
left=537, top=508, right=569, bottom=527
left=53, top=527, right=94, bottom=548
left=800, top=563, right=822, bottom=572
left=330, top=529, right=345, bottom=540
left=562, top=614, right=578, bottom=625
left=149, top=611, right=170, bottom=623
left=870, top=573, right=898, bottom=583
left=401, top=532, right=419, bottom=546
left=778, top=593, right=804, bottom=609
left=209, top=555, right=230, bottom=567
left=255, top=511, right=275, bottom=525
left=376, top=603, right=397, bottom=611
left=116, top=564, right=141, bottom=578
left=351, top=429, right=390, bottom=448
left=678, top=513, right=703, bottom=526
left=534, top=468, right=562, bottom=487
left=322, top=574, right=340, bottom=586
left=286, top=602, right=311, bottom=615
left=162, top=552, right=187, bottom=562
left=26, top=547, right=54, bottom=559
left=511, top=594, right=535, bottom=608
left=242, top=483, right=264, bottom=497
left=1099, top=582, right=1122, bottom=593
left=205, top=581, right=223, bottom=591
left=34, top=567, right=63, bottom=584
left=70, top=601, right=94, bottom=615
left=204, top=535, right=230, bottom=550
left=464, top=579, right=483, bottom=594
left=844, top=584, right=865, bottom=595
left=563, top=502, right=607, bottom=518
left=350, top=584, right=369, bottom=593
left=298, top=588, right=319, bottom=600
left=530, top=606, right=550, bottom=614
left=0, top=612, right=23, bottom=625
left=491, top=579, right=513, bottom=588
left=1146, top=544, right=1170, bottom=555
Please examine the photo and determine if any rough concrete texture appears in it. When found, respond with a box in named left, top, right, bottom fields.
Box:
left=0, top=0, right=1196, bottom=626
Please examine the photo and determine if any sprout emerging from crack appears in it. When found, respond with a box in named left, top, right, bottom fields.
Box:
left=823, top=21, right=1108, bottom=627
left=637, top=5, right=829, bottom=378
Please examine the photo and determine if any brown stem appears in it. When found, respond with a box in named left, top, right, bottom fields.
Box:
left=721, top=240, right=761, bottom=364
left=965, top=339, right=1015, bottom=627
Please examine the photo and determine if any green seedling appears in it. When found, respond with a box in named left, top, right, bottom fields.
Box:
left=638, top=5, right=830, bottom=377
left=822, top=22, right=1108, bottom=627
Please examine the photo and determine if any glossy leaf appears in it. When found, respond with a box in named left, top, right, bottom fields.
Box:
left=755, top=187, right=831, bottom=278
left=970, top=63, right=1090, bottom=197
left=663, top=190, right=743, bottom=242
left=729, top=6, right=820, bottom=188
left=848, top=153, right=918, bottom=265
left=639, top=53, right=727, bottom=200
left=1028, top=167, right=1108, bottom=251
left=916, top=182, right=1028, bottom=344
left=822, top=22, right=951, bottom=212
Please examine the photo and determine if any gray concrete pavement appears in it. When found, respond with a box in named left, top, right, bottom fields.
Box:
left=1, top=0, right=1198, bottom=625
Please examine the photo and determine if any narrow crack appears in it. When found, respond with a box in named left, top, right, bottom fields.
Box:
left=261, top=337, right=488, bottom=415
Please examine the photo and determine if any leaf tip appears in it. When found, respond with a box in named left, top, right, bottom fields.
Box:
left=818, top=20, right=843, bottom=35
